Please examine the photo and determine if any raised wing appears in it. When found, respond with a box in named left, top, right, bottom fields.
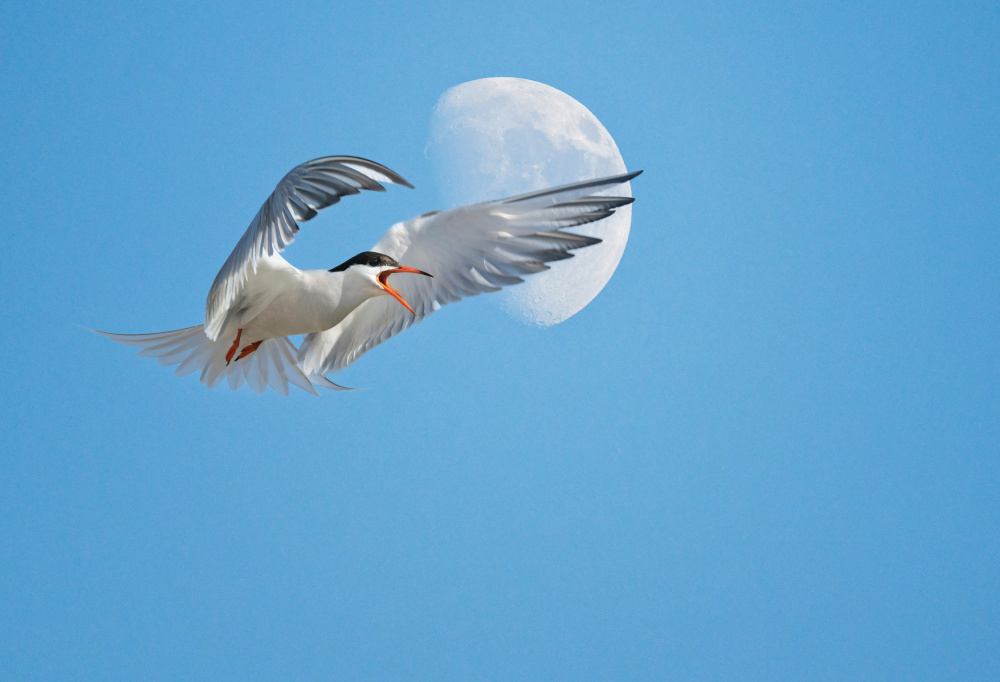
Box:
left=298, top=170, right=641, bottom=376
left=204, top=156, right=412, bottom=340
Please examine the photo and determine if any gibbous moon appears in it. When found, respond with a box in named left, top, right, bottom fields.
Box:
left=426, top=77, right=632, bottom=326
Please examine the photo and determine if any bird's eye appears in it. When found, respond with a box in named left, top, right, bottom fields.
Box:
left=368, top=257, right=380, bottom=267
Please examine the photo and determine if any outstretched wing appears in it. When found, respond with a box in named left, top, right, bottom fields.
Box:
left=204, top=156, right=412, bottom=340
left=298, top=170, right=641, bottom=376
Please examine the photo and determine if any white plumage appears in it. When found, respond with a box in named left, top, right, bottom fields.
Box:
left=95, top=156, right=640, bottom=395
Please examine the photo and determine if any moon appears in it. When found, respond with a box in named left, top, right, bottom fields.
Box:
left=426, top=77, right=632, bottom=326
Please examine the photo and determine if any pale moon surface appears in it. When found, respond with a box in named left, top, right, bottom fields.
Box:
left=426, top=77, right=632, bottom=326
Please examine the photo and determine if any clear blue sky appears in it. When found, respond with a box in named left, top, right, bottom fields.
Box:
left=1, top=1, right=998, bottom=680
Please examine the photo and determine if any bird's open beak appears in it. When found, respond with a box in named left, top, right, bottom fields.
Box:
left=378, top=266, right=433, bottom=316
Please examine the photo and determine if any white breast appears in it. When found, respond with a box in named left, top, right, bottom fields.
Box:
left=241, top=268, right=356, bottom=341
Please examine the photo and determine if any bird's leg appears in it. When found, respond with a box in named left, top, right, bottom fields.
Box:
left=225, top=328, right=243, bottom=366
left=235, top=340, right=263, bottom=361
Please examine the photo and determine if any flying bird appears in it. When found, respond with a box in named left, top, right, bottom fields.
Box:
left=95, top=156, right=640, bottom=395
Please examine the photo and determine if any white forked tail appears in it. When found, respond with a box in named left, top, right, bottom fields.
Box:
left=92, top=325, right=351, bottom=395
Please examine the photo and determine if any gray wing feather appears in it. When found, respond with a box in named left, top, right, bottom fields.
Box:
left=204, top=156, right=412, bottom=340
left=298, top=170, right=641, bottom=376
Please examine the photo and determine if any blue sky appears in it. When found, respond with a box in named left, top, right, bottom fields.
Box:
left=1, top=1, right=998, bottom=679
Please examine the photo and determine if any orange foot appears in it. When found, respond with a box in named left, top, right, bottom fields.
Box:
left=225, top=328, right=243, bottom=365
left=236, top=340, right=263, bottom=361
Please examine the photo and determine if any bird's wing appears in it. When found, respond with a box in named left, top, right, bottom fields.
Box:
left=298, top=170, right=641, bottom=376
left=204, top=156, right=412, bottom=340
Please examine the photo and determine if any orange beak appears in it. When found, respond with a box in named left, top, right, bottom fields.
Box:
left=377, top=266, right=433, bottom=316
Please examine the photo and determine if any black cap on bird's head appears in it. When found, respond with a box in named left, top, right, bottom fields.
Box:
left=328, top=251, right=402, bottom=272
left=329, top=251, right=432, bottom=315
